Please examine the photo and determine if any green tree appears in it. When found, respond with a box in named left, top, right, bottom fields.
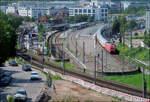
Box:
left=128, top=19, right=137, bottom=30
left=144, top=30, right=150, bottom=47
left=23, top=16, right=32, bottom=22
left=0, top=11, right=21, bottom=65
left=112, top=18, right=120, bottom=35
left=38, top=24, right=44, bottom=33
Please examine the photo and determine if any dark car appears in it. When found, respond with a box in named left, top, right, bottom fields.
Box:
left=0, top=63, right=5, bottom=67
left=22, top=65, right=31, bottom=71
left=0, top=76, right=11, bottom=86
left=14, top=89, right=27, bottom=102
left=9, top=61, right=18, bottom=66
left=3, top=72, right=12, bottom=77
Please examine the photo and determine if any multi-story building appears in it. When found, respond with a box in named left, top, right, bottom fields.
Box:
left=18, top=7, right=32, bottom=17
left=146, top=8, right=150, bottom=30
left=0, top=6, right=7, bottom=13
left=6, top=6, right=16, bottom=14
left=69, top=6, right=108, bottom=21
left=31, top=7, right=50, bottom=19
left=17, top=1, right=78, bottom=8
left=17, top=6, right=50, bottom=19
left=69, top=7, right=95, bottom=16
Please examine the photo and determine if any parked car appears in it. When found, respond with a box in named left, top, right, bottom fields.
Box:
left=9, top=61, right=18, bottom=66
left=22, top=65, right=32, bottom=71
left=30, top=72, right=39, bottom=80
left=0, top=63, right=5, bottom=67
left=14, top=89, right=27, bottom=102
left=0, top=76, right=11, bottom=86
left=3, top=72, right=12, bottom=77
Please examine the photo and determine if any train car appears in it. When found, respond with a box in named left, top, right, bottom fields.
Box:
left=105, top=42, right=116, bottom=53
left=96, top=25, right=117, bottom=53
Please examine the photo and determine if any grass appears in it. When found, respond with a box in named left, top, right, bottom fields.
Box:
left=51, top=74, right=62, bottom=80
left=116, top=43, right=150, bottom=69
left=104, top=73, right=150, bottom=90
left=43, top=71, right=62, bottom=80
left=8, top=57, right=25, bottom=64
left=117, top=43, right=149, bottom=61
left=55, top=61, right=74, bottom=70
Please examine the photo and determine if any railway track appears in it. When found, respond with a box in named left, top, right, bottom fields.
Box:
left=96, top=31, right=138, bottom=72
left=45, top=28, right=150, bottom=98
left=18, top=26, right=150, bottom=99
left=19, top=52, right=150, bottom=98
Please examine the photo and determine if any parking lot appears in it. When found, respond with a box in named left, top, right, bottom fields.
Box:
left=0, top=62, right=46, bottom=102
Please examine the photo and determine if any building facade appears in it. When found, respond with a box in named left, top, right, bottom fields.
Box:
left=6, top=6, right=16, bottom=14
left=0, top=6, right=7, bottom=13
left=17, top=6, right=50, bottom=19
left=69, top=6, right=108, bottom=21
left=18, top=7, right=32, bottom=17
left=146, top=8, right=150, bottom=30
left=31, top=7, right=50, bottom=19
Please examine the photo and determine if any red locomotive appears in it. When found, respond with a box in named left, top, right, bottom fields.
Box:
left=104, top=42, right=116, bottom=53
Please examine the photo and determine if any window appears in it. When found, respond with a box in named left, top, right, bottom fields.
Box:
left=101, top=9, right=104, bottom=12
left=83, top=9, right=86, bottom=13
left=105, top=14, right=107, bottom=16
left=105, top=9, right=107, bottom=12
left=93, top=10, right=95, bottom=13
left=88, top=9, right=91, bottom=13
left=75, top=9, right=78, bottom=13
left=102, top=14, right=104, bottom=16
left=79, top=9, right=82, bottom=13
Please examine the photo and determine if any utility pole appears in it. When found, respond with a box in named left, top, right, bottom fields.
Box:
left=130, top=30, right=133, bottom=48
left=30, top=34, right=32, bottom=65
left=62, top=43, right=65, bottom=74
left=42, top=36, right=45, bottom=69
left=105, top=50, right=107, bottom=68
left=94, top=55, right=96, bottom=84
left=101, top=50, right=104, bottom=77
left=83, top=41, right=85, bottom=64
left=75, top=39, right=78, bottom=57
left=142, top=68, right=147, bottom=98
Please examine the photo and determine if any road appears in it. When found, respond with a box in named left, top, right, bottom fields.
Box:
left=0, top=62, right=46, bottom=102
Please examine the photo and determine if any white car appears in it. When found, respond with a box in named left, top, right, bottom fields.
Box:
left=30, top=72, right=40, bottom=80
left=14, top=89, right=27, bottom=102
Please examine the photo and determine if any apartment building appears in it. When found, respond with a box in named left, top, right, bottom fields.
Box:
left=69, top=6, right=108, bottom=21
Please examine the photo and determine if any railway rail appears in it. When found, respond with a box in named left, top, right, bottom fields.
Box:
left=18, top=25, right=150, bottom=99
left=19, top=52, right=150, bottom=98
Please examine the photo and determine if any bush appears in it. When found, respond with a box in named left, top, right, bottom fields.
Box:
left=7, top=95, right=14, bottom=102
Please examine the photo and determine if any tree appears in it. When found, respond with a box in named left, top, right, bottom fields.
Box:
left=23, top=16, right=32, bottom=22
left=38, top=24, right=44, bottom=34
left=128, top=19, right=137, bottom=30
left=112, top=18, right=120, bottom=35
left=144, top=30, right=150, bottom=47
left=0, top=11, right=22, bottom=65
